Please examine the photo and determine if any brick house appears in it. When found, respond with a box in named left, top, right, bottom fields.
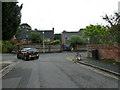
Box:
left=61, top=30, right=83, bottom=45
left=61, top=30, right=83, bottom=50
left=16, top=28, right=54, bottom=44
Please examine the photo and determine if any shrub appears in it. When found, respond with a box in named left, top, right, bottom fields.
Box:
left=49, top=40, right=60, bottom=45
left=2, top=40, right=14, bottom=53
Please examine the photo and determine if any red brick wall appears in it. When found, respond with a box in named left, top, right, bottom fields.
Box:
left=88, top=45, right=120, bottom=62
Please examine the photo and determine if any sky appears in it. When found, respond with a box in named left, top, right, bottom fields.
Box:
left=18, top=0, right=120, bottom=33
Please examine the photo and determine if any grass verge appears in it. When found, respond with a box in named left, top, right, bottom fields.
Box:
left=87, top=57, right=120, bottom=65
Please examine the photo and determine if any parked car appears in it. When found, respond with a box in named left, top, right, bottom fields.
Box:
left=17, top=48, right=39, bottom=60
left=63, top=44, right=72, bottom=51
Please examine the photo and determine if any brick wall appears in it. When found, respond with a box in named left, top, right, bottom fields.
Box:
left=76, top=45, right=87, bottom=51
left=88, top=45, right=120, bottom=62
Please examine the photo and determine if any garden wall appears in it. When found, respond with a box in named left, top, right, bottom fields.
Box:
left=88, top=45, right=120, bottom=62
left=76, top=45, right=87, bottom=51
left=14, top=44, right=62, bottom=53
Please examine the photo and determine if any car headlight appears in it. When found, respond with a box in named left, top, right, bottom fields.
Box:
left=37, top=54, right=39, bottom=56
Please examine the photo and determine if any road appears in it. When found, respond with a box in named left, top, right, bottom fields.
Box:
left=2, top=53, right=17, bottom=61
left=2, top=52, right=119, bottom=88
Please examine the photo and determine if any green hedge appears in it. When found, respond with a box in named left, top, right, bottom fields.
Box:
left=2, top=40, right=14, bottom=53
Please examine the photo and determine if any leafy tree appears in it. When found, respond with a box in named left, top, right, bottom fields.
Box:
left=82, top=24, right=109, bottom=38
left=108, top=24, right=120, bottom=44
left=82, top=24, right=111, bottom=44
left=68, top=35, right=85, bottom=47
left=54, top=34, right=61, bottom=41
left=2, top=2, right=23, bottom=40
left=28, top=31, right=43, bottom=43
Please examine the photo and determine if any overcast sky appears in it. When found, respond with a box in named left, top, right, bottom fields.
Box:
left=18, top=0, right=120, bottom=33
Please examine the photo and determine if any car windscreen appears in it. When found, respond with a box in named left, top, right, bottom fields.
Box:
left=21, top=48, right=31, bottom=52
left=28, top=49, right=38, bottom=52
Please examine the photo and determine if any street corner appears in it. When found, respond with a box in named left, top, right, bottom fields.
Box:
left=66, top=56, right=80, bottom=64
left=0, top=60, right=19, bottom=78
left=66, top=56, right=75, bottom=61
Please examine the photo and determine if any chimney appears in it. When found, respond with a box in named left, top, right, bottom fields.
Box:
left=52, top=27, right=54, bottom=31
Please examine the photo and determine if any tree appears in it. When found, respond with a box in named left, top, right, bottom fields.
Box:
left=82, top=24, right=110, bottom=44
left=19, top=23, right=32, bottom=31
left=108, top=24, right=120, bottom=44
left=102, top=12, right=120, bottom=44
left=68, top=35, right=85, bottom=47
left=102, top=12, right=120, bottom=28
left=54, top=34, right=61, bottom=41
left=63, top=30, right=67, bottom=33
left=82, top=24, right=109, bottom=38
left=34, top=28, right=38, bottom=31
left=28, top=31, right=43, bottom=43
left=2, top=2, right=23, bottom=40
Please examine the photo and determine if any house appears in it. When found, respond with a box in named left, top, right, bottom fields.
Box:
left=61, top=30, right=83, bottom=45
left=37, top=28, right=54, bottom=42
left=15, top=30, right=31, bottom=44
left=16, top=28, right=54, bottom=44
left=61, top=30, right=83, bottom=50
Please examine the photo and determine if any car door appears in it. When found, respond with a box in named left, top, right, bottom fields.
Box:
left=19, top=49, right=25, bottom=58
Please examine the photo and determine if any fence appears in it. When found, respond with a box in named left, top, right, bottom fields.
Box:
left=14, top=44, right=62, bottom=53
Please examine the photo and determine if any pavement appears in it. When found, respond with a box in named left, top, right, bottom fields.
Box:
left=73, top=56, right=120, bottom=76
left=0, top=60, right=19, bottom=78
left=0, top=53, right=19, bottom=78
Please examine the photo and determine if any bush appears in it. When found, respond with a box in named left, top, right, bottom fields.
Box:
left=68, top=35, right=86, bottom=46
left=49, top=40, right=60, bottom=45
left=2, top=40, right=14, bottom=53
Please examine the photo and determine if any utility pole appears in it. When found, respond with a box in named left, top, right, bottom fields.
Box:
left=87, top=37, right=90, bottom=57
left=43, top=31, right=45, bottom=53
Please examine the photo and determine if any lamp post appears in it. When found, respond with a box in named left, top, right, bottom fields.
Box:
left=43, top=31, right=45, bottom=53
left=87, top=37, right=90, bottom=57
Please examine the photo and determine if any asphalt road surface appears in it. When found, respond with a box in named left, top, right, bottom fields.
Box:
left=2, top=52, right=119, bottom=88
left=2, top=53, right=17, bottom=61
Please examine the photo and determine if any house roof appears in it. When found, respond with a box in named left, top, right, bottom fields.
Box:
left=37, top=29, right=54, bottom=39
left=16, top=28, right=54, bottom=40
left=16, top=30, right=32, bottom=40
left=62, top=30, right=83, bottom=36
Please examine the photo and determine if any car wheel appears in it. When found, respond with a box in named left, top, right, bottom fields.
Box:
left=36, top=56, right=39, bottom=59
left=17, top=54, right=20, bottom=59
left=24, top=56, right=28, bottom=61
